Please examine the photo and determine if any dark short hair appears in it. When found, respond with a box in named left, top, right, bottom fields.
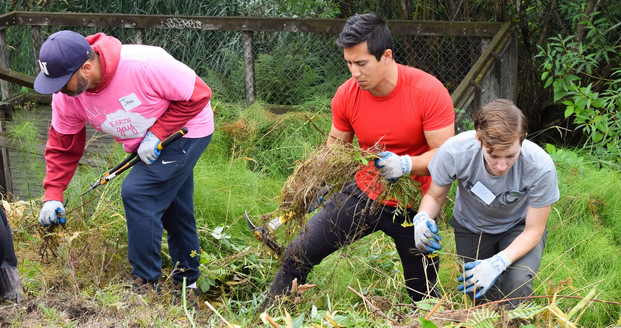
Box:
left=336, top=12, right=393, bottom=61
left=474, top=99, right=528, bottom=152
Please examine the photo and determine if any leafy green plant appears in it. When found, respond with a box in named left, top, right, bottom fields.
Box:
left=536, top=8, right=621, bottom=164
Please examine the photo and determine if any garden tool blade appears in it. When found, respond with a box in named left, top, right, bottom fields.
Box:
left=245, top=210, right=283, bottom=256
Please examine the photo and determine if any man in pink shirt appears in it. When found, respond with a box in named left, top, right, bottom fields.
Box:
left=33, top=30, right=214, bottom=305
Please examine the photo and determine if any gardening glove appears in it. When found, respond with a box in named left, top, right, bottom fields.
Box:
left=308, top=185, right=331, bottom=213
left=413, top=212, right=442, bottom=253
left=38, top=200, right=66, bottom=226
left=138, top=131, right=161, bottom=164
left=458, top=251, right=511, bottom=299
left=374, top=151, right=412, bottom=180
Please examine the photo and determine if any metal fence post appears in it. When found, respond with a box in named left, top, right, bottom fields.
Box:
left=242, top=31, right=256, bottom=106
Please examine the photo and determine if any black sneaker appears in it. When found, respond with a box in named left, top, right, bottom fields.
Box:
left=131, top=275, right=161, bottom=296
left=173, top=280, right=200, bottom=308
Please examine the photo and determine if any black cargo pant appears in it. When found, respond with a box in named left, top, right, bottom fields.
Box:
left=0, top=206, right=23, bottom=303
left=264, top=182, right=439, bottom=308
left=0, top=208, right=17, bottom=267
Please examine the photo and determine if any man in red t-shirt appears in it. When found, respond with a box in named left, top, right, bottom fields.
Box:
left=263, top=12, right=454, bottom=310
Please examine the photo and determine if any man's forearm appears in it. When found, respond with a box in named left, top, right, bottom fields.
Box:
left=409, top=148, right=439, bottom=176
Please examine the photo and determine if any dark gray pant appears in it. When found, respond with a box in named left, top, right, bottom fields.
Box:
left=0, top=208, right=23, bottom=303
left=0, top=208, right=17, bottom=267
left=264, top=182, right=439, bottom=310
left=451, top=217, right=546, bottom=307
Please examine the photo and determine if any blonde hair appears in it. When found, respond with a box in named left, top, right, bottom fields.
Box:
left=474, top=99, right=527, bottom=152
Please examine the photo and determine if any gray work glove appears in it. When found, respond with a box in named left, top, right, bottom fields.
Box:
left=138, top=131, right=162, bottom=164
left=458, top=252, right=512, bottom=299
left=38, top=200, right=66, bottom=226
left=413, top=212, right=442, bottom=253
left=374, top=151, right=412, bottom=180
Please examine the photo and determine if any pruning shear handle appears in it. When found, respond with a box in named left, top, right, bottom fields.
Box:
left=81, top=127, right=188, bottom=195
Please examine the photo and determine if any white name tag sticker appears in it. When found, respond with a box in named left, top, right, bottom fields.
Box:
left=119, top=93, right=142, bottom=111
left=471, top=181, right=496, bottom=205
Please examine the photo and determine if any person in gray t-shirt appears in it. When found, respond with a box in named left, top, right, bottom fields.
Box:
left=413, top=99, right=559, bottom=307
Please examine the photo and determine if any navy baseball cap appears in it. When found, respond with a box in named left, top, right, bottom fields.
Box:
left=34, top=30, right=91, bottom=94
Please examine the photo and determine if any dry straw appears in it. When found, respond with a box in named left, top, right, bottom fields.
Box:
left=268, top=142, right=423, bottom=231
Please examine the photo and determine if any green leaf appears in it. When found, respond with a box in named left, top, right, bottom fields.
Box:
left=418, top=317, right=439, bottom=328
left=593, top=132, right=603, bottom=143
left=415, top=298, right=443, bottom=312
left=553, top=80, right=566, bottom=102
left=575, top=96, right=588, bottom=109
left=507, top=302, right=545, bottom=320
left=545, top=144, right=557, bottom=154
left=564, top=105, right=575, bottom=118
left=292, top=313, right=305, bottom=328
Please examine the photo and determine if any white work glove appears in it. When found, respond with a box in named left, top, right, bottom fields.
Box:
left=458, top=251, right=512, bottom=299
left=374, top=151, right=412, bottom=180
left=39, top=200, right=66, bottom=226
left=413, top=212, right=442, bottom=253
left=138, top=131, right=162, bottom=165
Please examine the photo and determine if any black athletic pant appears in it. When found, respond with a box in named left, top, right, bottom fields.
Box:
left=265, top=182, right=439, bottom=307
left=0, top=208, right=17, bottom=267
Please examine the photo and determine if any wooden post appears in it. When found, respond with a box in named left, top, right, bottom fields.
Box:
left=242, top=31, right=255, bottom=106
left=0, top=103, right=12, bottom=195
left=0, top=29, right=10, bottom=101
left=31, top=26, right=44, bottom=76
left=507, top=31, right=518, bottom=102
left=492, top=52, right=502, bottom=100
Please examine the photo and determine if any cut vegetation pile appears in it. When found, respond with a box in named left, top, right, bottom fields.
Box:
left=271, top=142, right=423, bottom=233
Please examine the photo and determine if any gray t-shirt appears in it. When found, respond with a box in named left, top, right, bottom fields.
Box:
left=429, top=130, right=560, bottom=234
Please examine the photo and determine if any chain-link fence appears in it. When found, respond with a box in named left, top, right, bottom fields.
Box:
left=2, top=20, right=484, bottom=107
left=0, top=13, right=516, bottom=199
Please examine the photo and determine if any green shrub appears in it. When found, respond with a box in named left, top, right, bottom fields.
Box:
left=536, top=4, right=621, bottom=165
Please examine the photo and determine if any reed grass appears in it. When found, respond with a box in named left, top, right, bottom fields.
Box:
left=1, top=102, right=620, bottom=327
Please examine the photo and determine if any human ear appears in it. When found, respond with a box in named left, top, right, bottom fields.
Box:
left=80, top=61, right=92, bottom=77
left=383, top=49, right=392, bottom=62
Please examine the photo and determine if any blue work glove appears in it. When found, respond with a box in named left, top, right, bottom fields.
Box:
left=308, top=185, right=330, bottom=213
left=458, top=252, right=512, bottom=299
left=38, top=200, right=66, bottom=226
left=374, top=151, right=412, bottom=180
left=413, top=212, right=442, bottom=253
left=138, top=131, right=162, bottom=164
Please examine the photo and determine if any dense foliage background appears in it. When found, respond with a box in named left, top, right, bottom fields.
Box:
left=2, top=0, right=620, bottom=163
left=0, top=0, right=620, bottom=327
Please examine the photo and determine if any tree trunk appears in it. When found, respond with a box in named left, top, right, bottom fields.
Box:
left=573, top=0, right=599, bottom=45
left=536, top=0, right=559, bottom=47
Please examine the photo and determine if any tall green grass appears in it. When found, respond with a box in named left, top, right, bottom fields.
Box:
left=535, top=148, right=621, bottom=326
left=3, top=103, right=621, bottom=327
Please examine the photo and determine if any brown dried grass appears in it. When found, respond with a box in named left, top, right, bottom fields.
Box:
left=267, top=142, right=423, bottom=230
